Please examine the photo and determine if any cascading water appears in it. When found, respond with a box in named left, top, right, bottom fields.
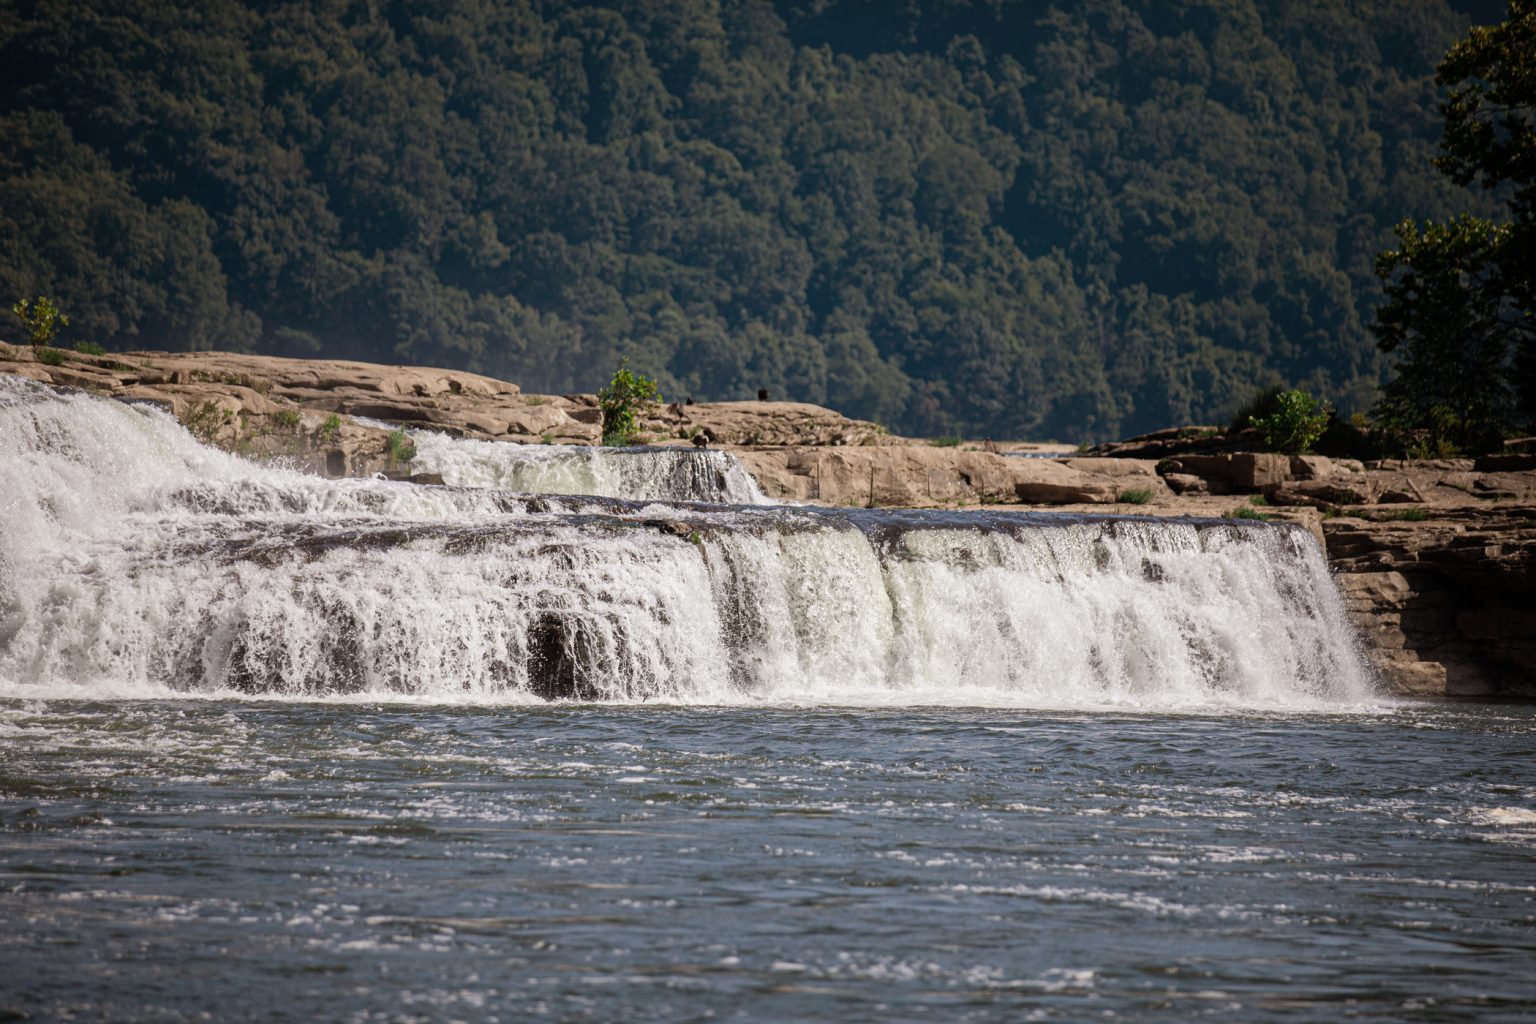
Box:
left=406, top=429, right=770, bottom=504
left=0, top=374, right=1375, bottom=707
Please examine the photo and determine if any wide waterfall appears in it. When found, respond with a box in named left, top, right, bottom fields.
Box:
left=0, top=375, right=1374, bottom=707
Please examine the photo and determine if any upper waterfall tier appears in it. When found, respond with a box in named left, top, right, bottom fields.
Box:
left=0, top=375, right=1374, bottom=708
left=406, top=430, right=770, bottom=504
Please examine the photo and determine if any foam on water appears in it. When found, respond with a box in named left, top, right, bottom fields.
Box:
left=407, top=429, right=770, bottom=504
left=0, top=374, right=1376, bottom=708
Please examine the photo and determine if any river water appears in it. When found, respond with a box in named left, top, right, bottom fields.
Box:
left=3, top=700, right=1534, bottom=1022
left=2, top=375, right=1533, bottom=1020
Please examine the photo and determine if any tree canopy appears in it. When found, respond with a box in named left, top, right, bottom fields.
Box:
left=1373, top=0, right=1534, bottom=452
left=0, top=0, right=1506, bottom=440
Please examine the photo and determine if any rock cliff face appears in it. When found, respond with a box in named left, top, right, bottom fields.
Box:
left=5, top=342, right=1532, bottom=699
left=1325, top=509, right=1536, bottom=697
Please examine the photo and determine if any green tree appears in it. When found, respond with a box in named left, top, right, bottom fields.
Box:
left=11, top=295, right=68, bottom=347
left=1373, top=0, right=1536, bottom=453
left=1250, top=389, right=1331, bottom=455
left=598, top=359, right=661, bottom=446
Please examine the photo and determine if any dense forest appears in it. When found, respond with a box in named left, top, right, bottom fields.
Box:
left=0, top=0, right=1507, bottom=439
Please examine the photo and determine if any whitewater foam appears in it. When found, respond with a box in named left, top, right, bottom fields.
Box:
left=407, top=430, right=770, bottom=504
left=0, top=374, right=1375, bottom=708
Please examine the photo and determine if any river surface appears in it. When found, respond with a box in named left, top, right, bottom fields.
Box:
left=3, top=699, right=1534, bottom=1022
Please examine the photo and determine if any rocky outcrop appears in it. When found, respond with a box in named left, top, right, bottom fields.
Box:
left=736, top=449, right=1163, bottom=507
left=641, top=399, right=895, bottom=447
left=0, top=343, right=893, bottom=470
left=1325, top=508, right=1536, bottom=698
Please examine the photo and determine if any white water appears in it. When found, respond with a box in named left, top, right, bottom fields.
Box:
left=407, top=430, right=770, bottom=504
left=0, top=375, right=1375, bottom=708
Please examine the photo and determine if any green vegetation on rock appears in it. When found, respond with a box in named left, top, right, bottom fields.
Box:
left=11, top=296, right=68, bottom=347
left=599, top=361, right=661, bottom=447
left=385, top=429, right=417, bottom=468
left=1250, top=389, right=1331, bottom=455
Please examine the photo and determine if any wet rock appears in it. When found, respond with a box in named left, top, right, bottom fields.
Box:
left=526, top=614, right=599, bottom=701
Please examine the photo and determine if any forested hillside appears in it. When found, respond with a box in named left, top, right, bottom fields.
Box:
left=0, top=0, right=1505, bottom=439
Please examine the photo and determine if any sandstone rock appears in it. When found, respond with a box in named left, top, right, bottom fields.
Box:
left=735, top=447, right=1118, bottom=506
left=1268, top=480, right=1368, bottom=507
left=643, top=399, right=894, bottom=447
left=1325, top=507, right=1536, bottom=698
left=1231, top=452, right=1289, bottom=490
left=1062, top=457, right=1160, bottom=479
left=1163, top=473, right=1208, bottom=495
left=1168, top=454, right=1232, bottom=482
left=1288, top=454, right=1334, bottom=480
left=1013, top=479, right=1119, bottom=504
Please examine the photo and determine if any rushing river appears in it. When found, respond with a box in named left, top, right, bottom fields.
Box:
left=3, top=701, right=1535, bottom=1022
left=3, top=374, right=1533, bottom=1020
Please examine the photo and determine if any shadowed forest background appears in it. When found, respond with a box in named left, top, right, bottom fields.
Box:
left=0, top=0, right=1506, bottom=439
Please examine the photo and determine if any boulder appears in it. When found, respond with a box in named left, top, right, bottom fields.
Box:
left=1288, top=454, right=1335, bottom=480
left=1231, top=452, right=1289, bottom=490
left=1163, top=473, right=1208, bottom=495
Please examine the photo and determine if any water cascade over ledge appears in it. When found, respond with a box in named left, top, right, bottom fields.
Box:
left=406, top=429, right=770, bottom=504
left=0, top=375, right=1375, bottom=707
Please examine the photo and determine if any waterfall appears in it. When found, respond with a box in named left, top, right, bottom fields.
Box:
left=0, top=375, right=1375, bottom=707
left=406, top=430, right=770, bottom=504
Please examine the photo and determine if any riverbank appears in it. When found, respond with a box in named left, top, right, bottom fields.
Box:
left=4, top=342, right=1531, bottom=698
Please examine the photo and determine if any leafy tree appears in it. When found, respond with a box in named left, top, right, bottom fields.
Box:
left=598, top=359, right=661, bottom=446
left=1250, top=388, right=1331, bottom=455
left=1373, top=0, right=1535, bottom=453
left=11, top=295, right=68, bottom=347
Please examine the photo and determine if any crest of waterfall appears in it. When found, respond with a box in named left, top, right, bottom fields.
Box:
left=406, top=431, right=770, bottom=504
left=0, top=374, right=1375, bottom=707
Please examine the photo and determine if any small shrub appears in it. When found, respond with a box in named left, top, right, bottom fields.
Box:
left=320, top=413, right=341, bottom=442
left=272, top=409, right=301, bottom=431
left=183, top=400, right=233, bottom=443
left=598, top=360, right=661, bottom=447
left=541, top=433, right=553, bottom=445
left=525, top=395, right=546, bottom=407
left=1249, top=494, right=1269, bottom=506
left=73, top=341, right=106, bottom=356
left=930, top=435, right=962, bottom=448
left=1075, top=440, right=1092, bottom=454
left=12, top=296, right=68, bottom=347
left=1230, top=505, right=1272, bottom=521
left=1250, top=389, right=1330, bottom=454
left=36, top=347, right=65, bottom=366
left=385, top=428, right=416, bottom=466
left=1118, top=486, right=1155, bottom=505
